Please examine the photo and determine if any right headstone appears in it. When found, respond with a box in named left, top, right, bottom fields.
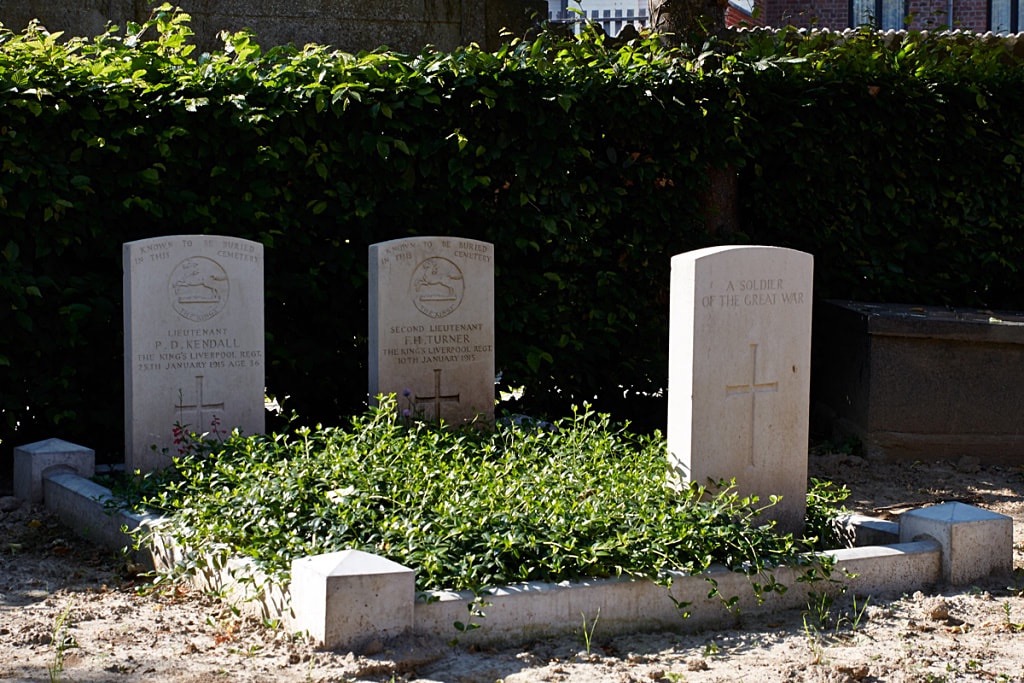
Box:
left=668, top=246, right=814, bottom=533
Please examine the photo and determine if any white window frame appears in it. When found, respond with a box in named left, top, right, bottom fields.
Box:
left=850, top=0, right=906, bottom=29
left=990, top=0, right=1024, bottom=33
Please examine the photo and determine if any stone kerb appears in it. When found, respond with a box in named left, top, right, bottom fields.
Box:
left=355, top=538, right=945, bottom=648
left=20, top=457, right=288, bottom=620
left=899, top=502, right=1014, bottom=585
left=13, top=438, right=95, bottom=504
left=23, top=455, right=1014, bottom=651
left=124, top=235, right=265, bottom=473
left=28, top=464, right=1011, bottom=651
left=41, top=470, right=157, bottom=555
left=290, top=550, right=416, bottom=651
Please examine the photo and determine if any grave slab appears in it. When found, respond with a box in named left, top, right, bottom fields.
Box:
left=290, top=550, right=416, bottom=650
left=668, top=245, right=814, bottom=533
left=13, top=438, right=95, bottom=503
left=813, top=300, right=1024, bottom=462
left=899, top=502, right=1013, bottom=585
left=368, top=237, right=495, bottom=426
left=124, top=235, right=265, bottom=472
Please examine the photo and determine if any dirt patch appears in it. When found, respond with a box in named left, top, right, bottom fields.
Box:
left=2, top=454, right=1023, bottom=682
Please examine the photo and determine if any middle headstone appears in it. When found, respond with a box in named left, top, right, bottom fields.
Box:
left=668, top=245, right=814, bottom=533
left=368, top=237, right=495, bottom=426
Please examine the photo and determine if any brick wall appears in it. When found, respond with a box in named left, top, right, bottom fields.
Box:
left=905, top=0, right=988, bottom=30
left=952, top=0, right=989, bottom=30
left=764, top=0, right=849, bottom=28
left=758, top=0, right=989, bottom=29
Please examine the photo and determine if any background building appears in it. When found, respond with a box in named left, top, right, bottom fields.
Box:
left=548, top=0, right=1004, bottom=35
left=547, top=0, right=649, bottom=35
left=726, top=0, right=994, bottom=32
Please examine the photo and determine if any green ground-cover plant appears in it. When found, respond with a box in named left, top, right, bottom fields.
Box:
left=122, top=398, right=849, bottom=596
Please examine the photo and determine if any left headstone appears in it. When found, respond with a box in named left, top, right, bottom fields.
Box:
left=124, top=235, right=265, bottom=473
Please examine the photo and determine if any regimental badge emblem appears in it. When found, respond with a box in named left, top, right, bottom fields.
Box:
left=169, top=256, right=229, bottom=322
left=410, top=257, right=464, bottom=319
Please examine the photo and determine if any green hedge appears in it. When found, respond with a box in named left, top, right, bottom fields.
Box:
left=737, top=29, right=1024, bottom=304
left=2, top=11, right=1022, bottom=457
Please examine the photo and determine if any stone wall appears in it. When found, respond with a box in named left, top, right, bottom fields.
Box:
left=0, top=0, right=544, bottom=53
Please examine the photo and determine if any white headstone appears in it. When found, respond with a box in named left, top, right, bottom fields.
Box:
left=368, top=236, right=495, bottom=426
left=124, top=235, right=265, bottom=472
left=668, top=246, right=813, bottom=533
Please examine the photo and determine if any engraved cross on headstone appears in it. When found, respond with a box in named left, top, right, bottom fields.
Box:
left=725, top=343, right=779, bottom=465
left=415, top=368, right=461, bottom=422
left=175, top=375, right=226, bottom=431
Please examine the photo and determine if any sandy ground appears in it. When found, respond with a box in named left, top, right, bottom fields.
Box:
left=2, top=452, right=1023, bottom=683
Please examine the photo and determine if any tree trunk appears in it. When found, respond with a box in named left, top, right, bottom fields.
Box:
left=701, top=165, right=739, bottom=237
left=648, top=0, right=736, bottom=234
left=648, top=0, right=728, bottom=43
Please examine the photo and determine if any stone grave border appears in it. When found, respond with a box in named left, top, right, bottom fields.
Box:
left=12, top=439, right=1014, bottom=652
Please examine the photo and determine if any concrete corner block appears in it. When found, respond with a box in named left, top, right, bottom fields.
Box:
left=290, top=550, right=415, bottom=651
left=13, top=438, right=96, bottom=503
left=899, top=502, right=1013, bottom=585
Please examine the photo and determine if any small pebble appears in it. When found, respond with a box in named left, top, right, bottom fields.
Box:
left=926, top=599, right=950, bottom=621
left=837, top=664, right=870, bottom=680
